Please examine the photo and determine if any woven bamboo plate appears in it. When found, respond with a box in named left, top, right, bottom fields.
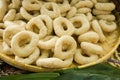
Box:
left=0, top=0, right=120, bottom=72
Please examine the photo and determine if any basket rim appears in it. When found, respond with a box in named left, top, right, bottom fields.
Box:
left=0, top=37, right=120, bottom=72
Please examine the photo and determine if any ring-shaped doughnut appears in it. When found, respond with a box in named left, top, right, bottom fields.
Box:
left=36, top=57, right=73, bottom=68
left=74, top=49, right=99, bottom=65
left=22, top=0, right=42, bottom=11
left=54, top=35, right=77, bottom=60
left=0, top=0, right=7, bottom=21
left=35, top=15, right=53, bottom=35
left=3, top=9, right=16, bottom=22
left=75, top=0, right=93, bottom=8
left=41, top=2, right=60, bottom=19
left=95, top=3, right=115, bottom=11
left=91, top=20, right=106, bottom=42
left=20, top=7, right=39, bottom=21
left=70, top=14, right=90, bottom=35
left=38, top=36, right=59, bottom=50
left=66, top=7, right=77, bottom=19
left=85, top=12, right=93, bottom=21
left=15, top=47, right=40, bottom=64
left=81, top=42, right=104, bottom=55
left=53, top=17, right=75, bottom=36
left=96, top=14, right=115, bottom=21
left=26, top=16, right=48, bottom=39
left=3, top=25, right=25, bottom=46
left=11, top=31, right=39, bottom=57
left=78, top=31, right=99, bottom=43
left=2, top=42, right=13, bottom=55
left=77, top=8, right=91, bottom=14
left=9, top=0, right=20, bottom=9
left=93, top=9, right=111, bottom=15
left=99, top=20, right=117, bottom=32
left=58, top=0, right=71, bottom=13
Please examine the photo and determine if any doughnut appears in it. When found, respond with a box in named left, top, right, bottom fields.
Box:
left=81, top=42, right=104, bottom=55
left=0, top=0, right=7, bottom=22
left=41, top=2, right=61, bottom=19
left=93, top=9, right=111, bottom=15
left=99, top=20, right=117, bottom=32
left=54, top=35, right=77, bottom=60
left=53, top=17, right=75, bottom=36
left=26, top=16, right=48, bottom=39
left=2, top=42, right=13, bottom=55
left=38, top=36, right=59, bottom=50
left=75, top=0, right=93, bottom=9
left=20, top=7, right=39, bottom=21
left=78, top=31, right=99, bottom=43
left=15, top=47, right=40, bottom=64
left=3, top=9, right=16, bottom=22
left=11, top=31, right=39, bottom=57
left=3, top=25, right=25, bottom=46
left=15, top=13, right=24, bottom=20
left=95, top=3, right=115, bottom=11
left=35, top=15, right=53, bottom=35
left=9, top=0, right=20, bottom=9
left=96, top=14, right=115, bottom=21
left=85, top=12, right=93, bottom=21
left=58, top=0, right=71, bottom=13
left=74, top=49, right=99, bottom=64
left=22, top=0, right=42, bottom=11
left=66, top=7, right=77, bottom=19
left=77, top=8, right=91, bottom=14
left=91, top=20, right=106, bottom=42
left=36, top=57, right=73, bottom=68
left=69, top=14, right=90, bottom=35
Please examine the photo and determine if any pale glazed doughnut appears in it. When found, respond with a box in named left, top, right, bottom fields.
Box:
left=91, top=20, right=106, bottom=42
left=86, top=12, right=93, bottom=21
left=20, top=7, right=39, bottom=21
left=58, top=0, right=71, bottom=13
left=70, top=14, right=90, bottom=35
left=53, top=17, right=75, bottom=36
left=75, top=0, right=93, bottom=8
left=9, top=0, right=20, bottom=9
left=96, top=14, right=115, bottom=21
left=78, top=31, right=99, bottom=43
left=38, top=36, right=59, bottom=50
left=99, top=20, right=117, bottom=32
left=22, top=0, right=42, bottom=11
left=74, top=49, right=99, bottom=65
left=15, top=47, right=40, bottom=64
left=3, top=9, right=16, bottom=22
left=36, top=57, right=73, bottom=68
left=26, top=16, right=48, bottom=39
left=93, top=9, right=111, bottom=15
left=11, top=31, right=39, bottom=57
left=36, top=49, right=73, bottom=68
left=54, top=35, right=77, bottom=60
left=15, top=13, right=24, bottom=20
left=95, top=3, right=115, bottom=11
left=0, top=0, right=7, bottom=22
left=41, top=2, right=61, bottom=19
left=2, top=42, right=13, bottom=55
left=35, top=15, right=53, bottom=35
left=81, top=42, right=104, bottom=55
left=66, top=7, right=77, bottom=19
left=3, top=25, right=25, bottom=46
left=77, top=8, right=91, bottom=14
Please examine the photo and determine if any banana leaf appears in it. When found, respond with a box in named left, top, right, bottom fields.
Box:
left=0, top=63, right=120, bottom=80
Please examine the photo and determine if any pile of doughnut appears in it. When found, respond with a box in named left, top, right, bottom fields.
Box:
left=0, top=0, right=118, bottom=69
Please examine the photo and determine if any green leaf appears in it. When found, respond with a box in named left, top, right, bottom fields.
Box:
left=53, top=63, right=120, bottom=80
left=0, top=72, right=59, bottom=80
